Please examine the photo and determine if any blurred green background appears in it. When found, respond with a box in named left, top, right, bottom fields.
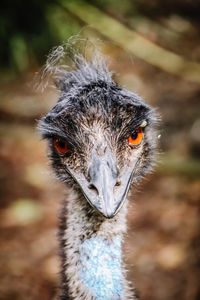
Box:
left=0, top=1, right=200, bottom=300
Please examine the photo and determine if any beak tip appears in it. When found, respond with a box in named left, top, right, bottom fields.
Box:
left=100, top=209, right=116, bottom=219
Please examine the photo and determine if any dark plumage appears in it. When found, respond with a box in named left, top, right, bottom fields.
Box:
left=38, top=41, right=158, bottom=300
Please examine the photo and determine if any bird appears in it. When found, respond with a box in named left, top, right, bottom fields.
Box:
left=38, top=41, right=158, bottom=300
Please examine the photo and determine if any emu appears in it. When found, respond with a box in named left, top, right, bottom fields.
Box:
left=38, top=44, right=158, bottom=300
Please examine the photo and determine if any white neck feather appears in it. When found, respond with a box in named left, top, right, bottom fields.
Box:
left=60, top=189, right=136, bottom=300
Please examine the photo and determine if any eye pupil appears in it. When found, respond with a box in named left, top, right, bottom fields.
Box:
left=131, top=131, right=138, bottom=140
left=53, top=137, right=70, bottom=155
left=58, top=140, right=66, bottom=148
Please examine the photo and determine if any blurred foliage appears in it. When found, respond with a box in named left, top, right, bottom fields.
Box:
left=4, top=198, right=43, bottom=225
left=0, top=0, right=80, bottom=74
left=1, top=0, right=200, bottom=76
left=131, top=0, right=200, bottom=19
left=88, top=0, right=200, bottom=18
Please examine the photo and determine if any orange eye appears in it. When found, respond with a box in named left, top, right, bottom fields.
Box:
left=53, top=137, right=70, bottom=155
left=128, top=128, right=144, bottom=146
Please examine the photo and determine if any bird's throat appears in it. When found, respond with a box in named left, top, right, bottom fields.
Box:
left=60, top=191, right=129, bottom=300
left=79, top=235, right=123, bottom=300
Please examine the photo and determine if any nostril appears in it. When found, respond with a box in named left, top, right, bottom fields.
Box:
left=88, top=183, right=99, bottom=196
left=115, top=179, right=121, bottom=187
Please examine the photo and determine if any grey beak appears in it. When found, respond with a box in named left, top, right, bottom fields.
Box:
left=66, top=148, right=133, bottom=219
left=87, top=149, right=119, bottom=218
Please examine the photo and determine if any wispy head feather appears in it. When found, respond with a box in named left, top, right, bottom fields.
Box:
left=36, top=36, right=113, bottom=93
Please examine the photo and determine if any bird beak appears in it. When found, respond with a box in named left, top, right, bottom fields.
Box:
left=67, top=149, right=133, bottom=218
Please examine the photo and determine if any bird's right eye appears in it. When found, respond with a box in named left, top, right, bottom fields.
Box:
left=53, top=137, right=70, bottom=155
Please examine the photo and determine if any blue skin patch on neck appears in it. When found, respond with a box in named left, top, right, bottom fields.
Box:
left=79, top=236, right=123, bottom=300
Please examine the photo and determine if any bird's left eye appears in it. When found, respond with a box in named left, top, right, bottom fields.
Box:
left=53, top=137, right=70, bottom=155
left=128, top=128, right=144, bottom=146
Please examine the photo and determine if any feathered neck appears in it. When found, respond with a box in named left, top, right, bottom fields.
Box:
left=59, top=189, right=135, bottom=300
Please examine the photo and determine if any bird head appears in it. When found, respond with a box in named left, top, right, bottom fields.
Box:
left=38, top=51, right=158, bottom=218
